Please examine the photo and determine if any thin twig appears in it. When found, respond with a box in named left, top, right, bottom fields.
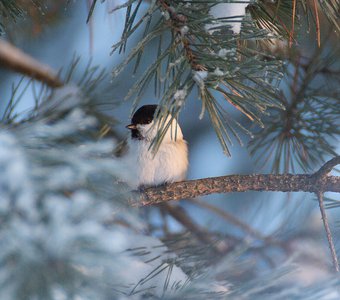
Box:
left=87, top=0, right=95, bottom=55
left=0, top=39, right=63, bottom=88
left=313, top=156, right=340, bottom=178
left=160, top=203, right=217, bottom=247
left=316, top=191, right=339, bottom=272
left=186, top=198, right=276, bottom=244
left=289, top=0, right=296, bottom=47
left=312, top=0, right=321, bottom=47
left=313, top=156, right=340, bottom=272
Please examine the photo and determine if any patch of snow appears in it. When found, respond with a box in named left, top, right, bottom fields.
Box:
left=192, top=70, right=208, bottom=88
left=161, top=10, right=170, bottom=20
left=218, top=48, right=236, bottom=57
left=180, top=25, right=189, bottom=35
left=0, top=132, right=35, bottom=218
left=174, top=89, right=187, bottom=106
left=206, top=2, right=249, bottom=34
left=214, top=67, right=224, bottom=76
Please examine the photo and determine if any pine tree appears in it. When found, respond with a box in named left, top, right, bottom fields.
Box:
left=0, top=0, right=339, bottom=299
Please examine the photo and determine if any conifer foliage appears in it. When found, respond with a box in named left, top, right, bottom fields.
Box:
left=0, top=0, right=339, bottom=299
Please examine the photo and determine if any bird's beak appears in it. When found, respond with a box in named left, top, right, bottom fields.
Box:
left=126, top=124, right=137, bottom=130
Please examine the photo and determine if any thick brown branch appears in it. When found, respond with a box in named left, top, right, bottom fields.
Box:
left=0, top=39, right=63, bottom=88
left=135, top=157, right=340, bottom=206
left=137, top=173, right=339, bottom=206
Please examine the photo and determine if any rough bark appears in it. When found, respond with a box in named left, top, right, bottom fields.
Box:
left=135, top=157, right=340, bottom=206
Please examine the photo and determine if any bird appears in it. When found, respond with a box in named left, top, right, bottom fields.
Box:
left=125, top=104, right=188, bottom=188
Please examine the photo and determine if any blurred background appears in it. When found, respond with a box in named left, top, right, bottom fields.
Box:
left=1, top=0, right=339, bottom=292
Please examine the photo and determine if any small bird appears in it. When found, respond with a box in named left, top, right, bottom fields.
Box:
left=126, top=104, right=188, bottom=188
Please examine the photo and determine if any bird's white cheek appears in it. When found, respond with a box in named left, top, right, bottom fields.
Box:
left=137, top=123, right=156, bottom=140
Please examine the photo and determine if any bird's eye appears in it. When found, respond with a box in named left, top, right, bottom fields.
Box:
left=146, top=119, right=152, bottom=124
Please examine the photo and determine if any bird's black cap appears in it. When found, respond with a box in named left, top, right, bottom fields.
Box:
left=126, top=105, right=158, bottom=139
left=131, top=105, right=158, bottom=125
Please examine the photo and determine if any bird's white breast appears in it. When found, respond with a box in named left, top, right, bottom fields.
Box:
left=124, top=115, right=189, bottom=188
left=129, top=138, right=188, bottom=187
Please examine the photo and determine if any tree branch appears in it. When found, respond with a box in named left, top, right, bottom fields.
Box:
left=316, top=191, right=339, bottom=272
left=313, top=156, right=340, bottom=178
left=185, top=198, right=278, bottom=245
left=160, top=203, right=216, bottom=247
left=0, top=39, right=63, bottom=88
left=135, top=157, right=340, bottom=206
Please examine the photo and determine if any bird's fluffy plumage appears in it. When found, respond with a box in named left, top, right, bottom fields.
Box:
left=126, top=105, right=188, bottom=188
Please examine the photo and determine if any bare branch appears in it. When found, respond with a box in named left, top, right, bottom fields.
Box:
left=317, top=191, right=339, bottom=272
left=132, top=156, right=340, bottom=273
left=313, top=156, right=340, bottom=272
left=313, top=156, right=340, bottom=179
left=0, top=39, right=63, bottom=88
left=136, top=171, right=339, bottom=206
left=160, top=203, right=216, bottom=247
left=186, top=198, right=277, bottom=244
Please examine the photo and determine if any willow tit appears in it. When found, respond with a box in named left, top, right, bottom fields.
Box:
left=125, top=105, right=188, bottom=188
